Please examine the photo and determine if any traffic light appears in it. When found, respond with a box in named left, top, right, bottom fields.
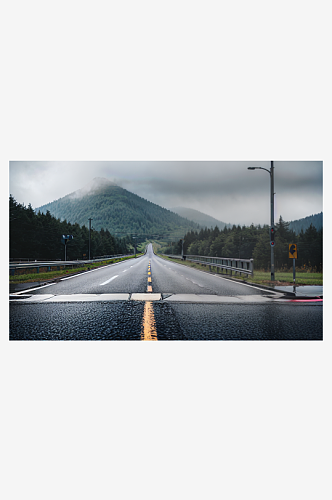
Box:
left=270, top=226, right=275, bottom=246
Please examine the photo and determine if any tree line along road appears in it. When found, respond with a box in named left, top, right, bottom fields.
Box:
left=9, top=244, right=323, bottom=340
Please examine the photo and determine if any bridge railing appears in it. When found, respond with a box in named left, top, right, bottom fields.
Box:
left=161, top=254, right=254, bottom=277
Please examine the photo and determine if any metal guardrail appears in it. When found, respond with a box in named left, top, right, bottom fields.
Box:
left=9, top=254, right=137, bottom=276
left=161, top=254, right=254, bottom=277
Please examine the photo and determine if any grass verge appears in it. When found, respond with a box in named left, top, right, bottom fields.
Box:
left=158, top=255, right=323, bottom=286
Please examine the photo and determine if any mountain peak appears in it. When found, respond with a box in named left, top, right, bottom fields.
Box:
left=88, top=177, right=117, bottom=190
left=36, top=181, right=199, bottom=237
left=91, top=177, right=117, bottom=186
left=68, top=177, right=117, bottom=199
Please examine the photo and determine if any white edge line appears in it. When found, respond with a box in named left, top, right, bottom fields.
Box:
left=13, top=283, right=56, bottom=295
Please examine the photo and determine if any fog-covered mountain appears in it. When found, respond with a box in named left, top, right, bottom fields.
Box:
left=36, top=177, right=199, bottom=238
left=170, top=206, right=232, bottom=230
left=288, top=212, right=323, bottom=235
left=171, top=206, right=323, bottom=236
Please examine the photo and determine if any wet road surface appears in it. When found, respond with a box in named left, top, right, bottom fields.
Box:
left=9, top=244, right=323, bottom=340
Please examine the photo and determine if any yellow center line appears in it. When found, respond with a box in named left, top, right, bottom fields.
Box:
left=140, top=258, right=157, bottom=340
left=148, top=261, right=152, bottom=291
left=141, top=301, right=158, bottom=340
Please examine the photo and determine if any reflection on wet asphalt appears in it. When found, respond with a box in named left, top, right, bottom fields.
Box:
left=10, top=300, right=322, bottom=341
left=154, top=302, right=323, bottom=340
left=10, top=302, right=144, bottom=341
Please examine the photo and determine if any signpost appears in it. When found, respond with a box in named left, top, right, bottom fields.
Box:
left=289, top=244, right=297, bottom=292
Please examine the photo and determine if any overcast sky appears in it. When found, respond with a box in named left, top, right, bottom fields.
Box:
left=3, top=2, right=331, bottom=476
left=9, top=161, right=323, bottom=227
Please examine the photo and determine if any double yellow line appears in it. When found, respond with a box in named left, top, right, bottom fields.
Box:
left=141, top=259, right=158, bottom=341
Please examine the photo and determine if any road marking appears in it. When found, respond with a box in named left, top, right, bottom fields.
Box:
left=289, top=298, right=323, bottom=302
left=100, top=275, right=119, bottom=286
left=10, top=293, right=130, bottom=302
left=163, top=294, right=273, bottom=303
left=141, top=301, right=158, bottom=341
left=11, top=294, right=56, bottom=302
left=147, top=261, right=152, bottom=291
left=131, top=293, right=161, bottom=301
left=60, top=262, right=121, bottom=281
left=12, top=283, right=56, bottom=295
left=10, top=293, right=322, bottom=304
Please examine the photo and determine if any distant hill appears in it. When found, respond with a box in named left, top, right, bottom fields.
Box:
left=288, top=212, right=323, bottom=234
left=36, top=177, right=200, bottom=239
left=170, top=206, right=232, bottom=230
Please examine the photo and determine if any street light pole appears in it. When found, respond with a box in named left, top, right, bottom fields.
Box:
left=248, top=162, right=275, bottom=281
left=270, top=161, right=275, bottom=280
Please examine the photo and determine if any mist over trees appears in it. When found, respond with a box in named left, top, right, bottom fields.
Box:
left=9, top=196, right=132, bottom=260
left=166, top=216, right=323, bottom=271
left=36, top=181, right=199, bottom=238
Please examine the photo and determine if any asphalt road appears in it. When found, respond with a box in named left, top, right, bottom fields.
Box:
left=9, top=244, right=323, bottom=340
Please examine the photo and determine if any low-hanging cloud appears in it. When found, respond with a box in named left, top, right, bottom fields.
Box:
left=9, top=160, right=323, bottom=226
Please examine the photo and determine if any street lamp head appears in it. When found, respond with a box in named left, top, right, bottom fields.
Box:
left=247, top=167, right=256, bottom=170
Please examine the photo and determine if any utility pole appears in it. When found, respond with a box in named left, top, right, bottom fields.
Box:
left=88, top=218, right=93, bottom=260
left=270, top=161, right=275, bottom=281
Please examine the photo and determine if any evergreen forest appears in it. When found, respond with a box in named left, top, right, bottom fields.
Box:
left=288, top=212, right=322, bottom=234
left=10, top=193, right=323, bottom=272
left=165, top=216, right=323, bottom=271
left=10, top=196, right=133, bottom=260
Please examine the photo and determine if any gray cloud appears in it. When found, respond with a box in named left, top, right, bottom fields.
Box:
left=9, top=161, right=323, bottom=226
